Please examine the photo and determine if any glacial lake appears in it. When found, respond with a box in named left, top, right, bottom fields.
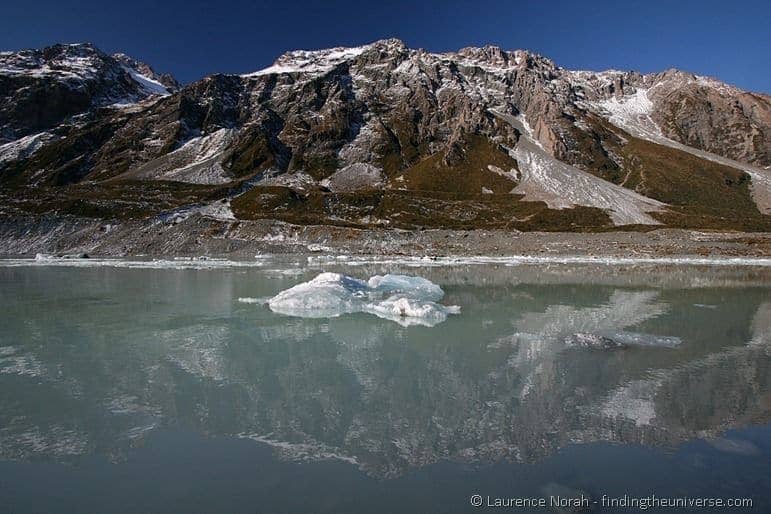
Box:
left=0, top=258, right=769, bottom=513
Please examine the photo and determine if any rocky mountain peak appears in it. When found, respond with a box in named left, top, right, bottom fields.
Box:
left=0, top=42, right=108, bottom=81
left=41, top=42, right=103, bottom=60
left=245, top=39, right=410, bottom=78
left=1, top=40, right=769, bottom=232
left=0, top=42, right=177, bottom=95
left=111, top=53, right=180, bottom=92
left=0, top=43, right=179, bottom=144
left=368, top=38, right=408, bottom=51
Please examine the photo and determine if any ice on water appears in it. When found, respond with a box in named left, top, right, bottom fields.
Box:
left=267, top=272, right=460, bottom=327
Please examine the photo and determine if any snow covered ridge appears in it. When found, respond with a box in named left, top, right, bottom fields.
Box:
left=0, top=44, right=103, bottom=80
left=0, top=132, right=53, bottom=165
left=243, top=46, right=369, bottom=77
left=266, top=273, right=461, bottom=327
left=121, top=66, right=172, bottom=97
left=241, top=39, right=539, bottom=78
left=0, top=43, right=174, bottom=99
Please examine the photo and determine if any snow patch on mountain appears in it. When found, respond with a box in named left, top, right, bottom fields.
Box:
left=158, top=199, right=236, bottom=224
left=587, top=91, right=771, bottom=214
left=320, top=163, right=385, bottom=191
left=258, top=171, right=318, bottom=190
left=595, top=88, right=662, bottom=136
left=244, top=46, right=367, bottom=77
left=487, top=164, right=519, bottom=181
left=122, top=66, right=170, bottom=96
left=494, top=111, right=666, bottom=225
left=0, top=132, right=52, bottom=164
left=126, top=128, right=236, bottom=184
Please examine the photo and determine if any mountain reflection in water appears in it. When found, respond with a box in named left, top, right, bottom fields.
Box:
left=0, top=262, right=769, bottom=480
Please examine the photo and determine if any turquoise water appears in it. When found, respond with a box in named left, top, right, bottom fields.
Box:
left=0, top=261, right=769, bottom=513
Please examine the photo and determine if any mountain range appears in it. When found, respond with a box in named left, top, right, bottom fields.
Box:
left=1, top=39, right=770, bottom=233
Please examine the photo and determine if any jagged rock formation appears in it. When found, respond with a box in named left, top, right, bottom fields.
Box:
left=1, top=40, right=769, bottom=232
left=0, top=43, right=177, bottom=141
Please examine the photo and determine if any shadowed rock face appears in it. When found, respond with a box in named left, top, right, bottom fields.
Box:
left=0, top=40, right=770, bottom=230
left=0, top=43, right=178, bottom=143
left=0, top=265, right=769, bottom=478
left=646, top=71, right=771, bottom=168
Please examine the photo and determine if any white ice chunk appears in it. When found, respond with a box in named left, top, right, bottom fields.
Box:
left=365, top=274, right=444, bottom=301
left=267, top=272, right=460, bottom=326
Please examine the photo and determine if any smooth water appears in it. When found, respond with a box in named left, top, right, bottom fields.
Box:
left=0, top=260, right=769, bottom=513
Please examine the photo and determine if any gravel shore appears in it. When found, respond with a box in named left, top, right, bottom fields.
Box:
left=1, top=214, right=769, bottom=260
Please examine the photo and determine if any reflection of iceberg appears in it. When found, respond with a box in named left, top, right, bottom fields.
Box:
left=267, top=273, right=460, bottom=327
left=1, top=267, right=769, bottom=479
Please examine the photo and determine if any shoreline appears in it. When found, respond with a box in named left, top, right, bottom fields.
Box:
left=1, top=214, right=770, bottom=263
left=2, top=254, right=771, bottom=269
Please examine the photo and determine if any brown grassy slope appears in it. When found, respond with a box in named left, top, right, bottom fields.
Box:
left=232, top=136, right=614, bottom=231
left=399, top=135, right=519, bottom=194
left=230, top=187, right=614, bottom=231
left=1, top=181, right=232, bottom=220
left=572, top=115, right=771, bottom=231
left=5, top=121, right=770, bottom=232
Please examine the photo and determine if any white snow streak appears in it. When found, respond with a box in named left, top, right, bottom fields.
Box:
left=494, top=111, right=666, bottom=225
left=589, top=88, right=771, bottom=213
left=0, top=132, right=52, bottom=165
left=128, top=128, right=236, bottom=184
left=243, top=46, right=366, bottom=78
left=122, top=66, right=170, bottom=96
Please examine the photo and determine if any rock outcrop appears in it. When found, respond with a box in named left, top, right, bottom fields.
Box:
left=1, top=40, right=769, bottom=231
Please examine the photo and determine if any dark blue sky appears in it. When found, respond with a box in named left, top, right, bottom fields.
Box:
left=2, top=0, right=769, bottom=92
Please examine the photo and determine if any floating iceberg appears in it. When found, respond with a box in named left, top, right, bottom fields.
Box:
left=267, top=272, right=460, bottom=326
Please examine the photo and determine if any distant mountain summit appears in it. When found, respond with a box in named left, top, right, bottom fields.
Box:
left=0, top=43, right=177, bottom=142
left=0, top=40, right=769, bottom=231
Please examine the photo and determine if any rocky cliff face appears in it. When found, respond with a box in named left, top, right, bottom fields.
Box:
left=0, top=43, right=177, bottom=142
left=1, top=40, right=769, bottom=232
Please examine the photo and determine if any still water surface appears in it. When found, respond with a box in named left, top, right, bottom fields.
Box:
left=0, top=260, right=769, bottom=513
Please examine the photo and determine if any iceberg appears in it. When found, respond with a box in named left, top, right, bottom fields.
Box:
left=267, top=272, right=460, bottom=326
